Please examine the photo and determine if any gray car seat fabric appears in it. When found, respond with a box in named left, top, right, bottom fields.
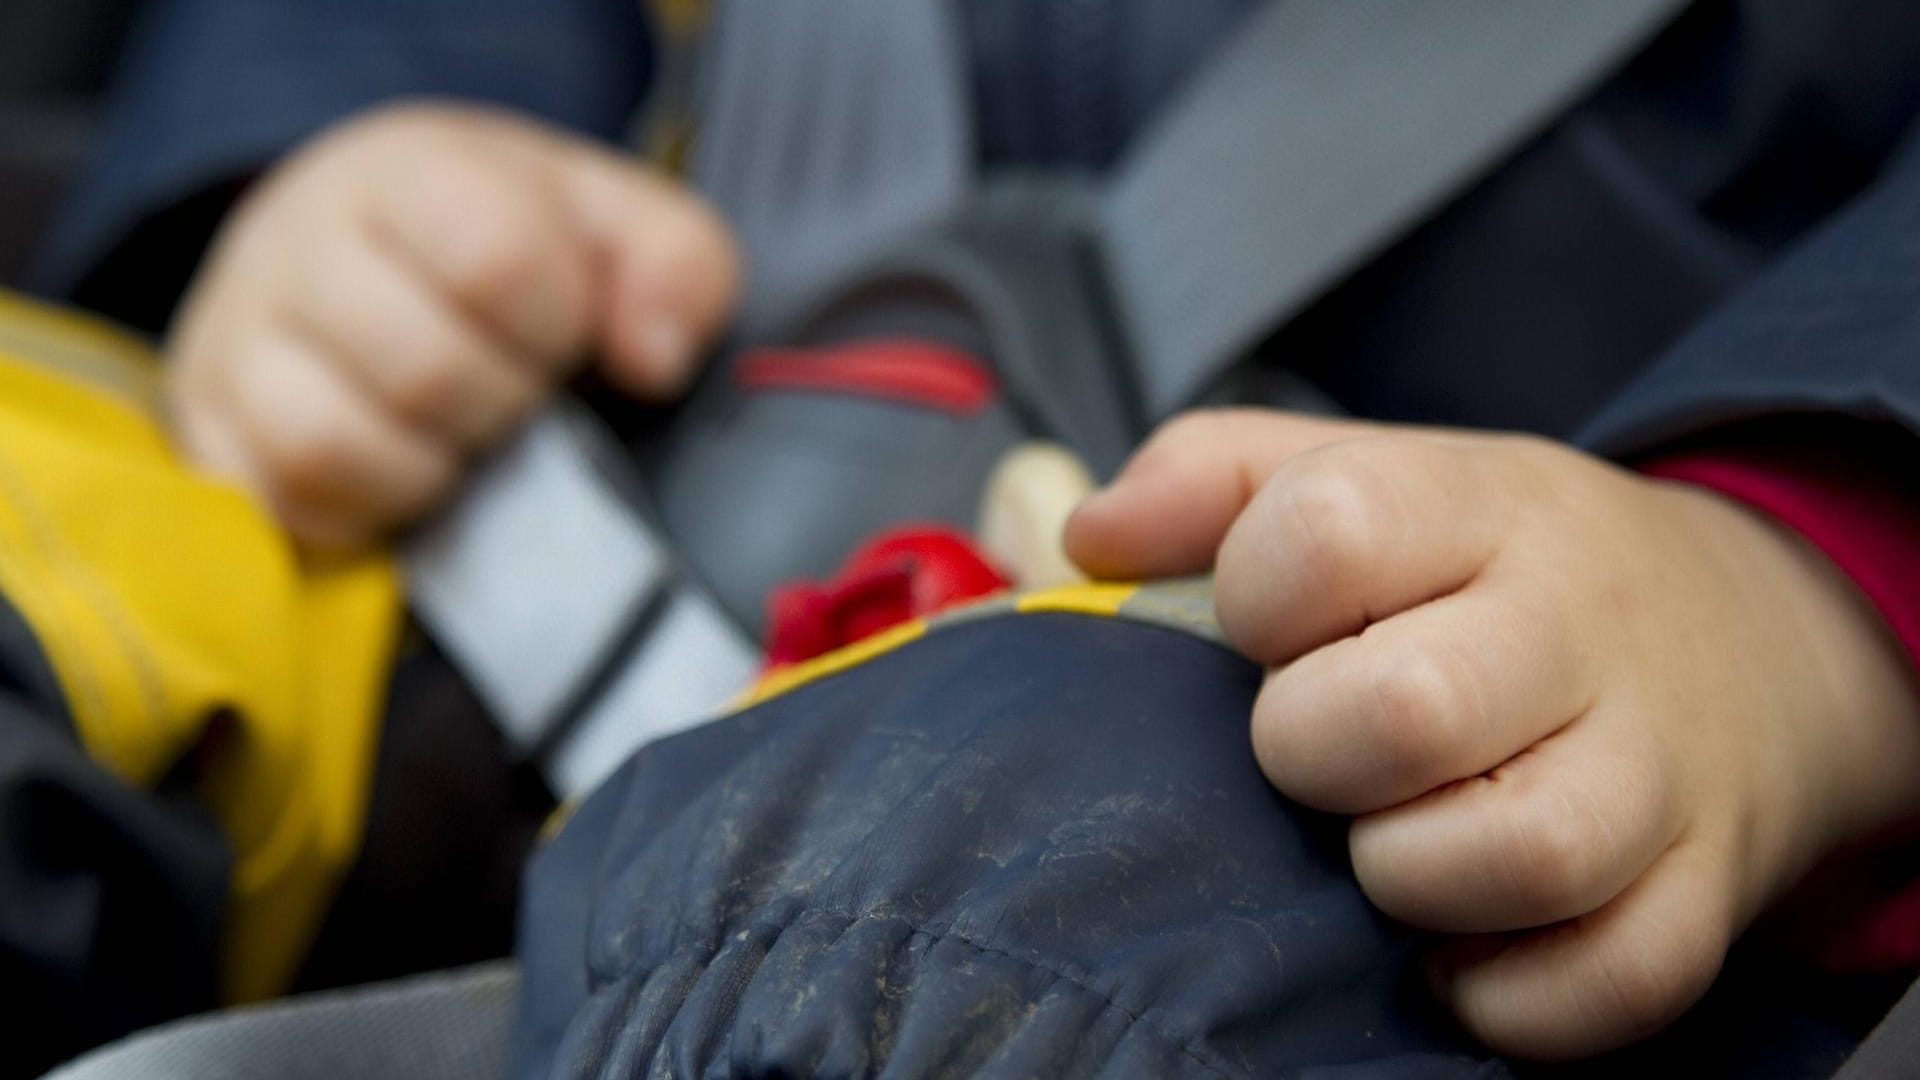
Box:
left=42, top=963, right=518, bottom=1080
left=1838, top=979, right=1920, bottom=1079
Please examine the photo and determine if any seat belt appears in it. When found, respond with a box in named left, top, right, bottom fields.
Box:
left=405, top=0, right=1691, bottom=804
left=690, top=0, right=974, bottom=340
left=405, top=410, right=759, bottom=799
left=1102, top=0, right=1693, bottom=419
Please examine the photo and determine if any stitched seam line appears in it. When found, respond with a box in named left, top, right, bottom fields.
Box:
left=0, top=452, right=170, bottom=733
left=0, top=517, right=104, bottom=721
left=0, top=449, right=173, bottom=742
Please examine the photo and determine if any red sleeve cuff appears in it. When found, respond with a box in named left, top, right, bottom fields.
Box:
left=1641, top=442, right=1920, bottom=972
left=1640, top=451, right=1920, bottom=675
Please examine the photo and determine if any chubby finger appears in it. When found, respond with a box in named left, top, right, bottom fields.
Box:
left=290, top=225, right=545, bottom=450
left=557, top=145, right=740, bottom=398
left=218, top=330, right=458, bottom=551
left=1215, top=434, right=1510, bottom=666
left=1252, top=583, right=1594, bottom=814
left=1433, top=843, right=1732, bottom=1060
left=366, top=139, right=597, bottom=369
left=1349, top=710, right=1680, bottom=934
left=1065, top=409, right=1387, bottom=579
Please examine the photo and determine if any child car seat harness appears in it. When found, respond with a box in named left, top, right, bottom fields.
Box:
left=404, top=0, right=1693, bottom=801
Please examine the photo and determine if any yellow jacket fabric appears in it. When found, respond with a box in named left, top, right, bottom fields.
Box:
left=0, top=290, right=400, bottom=1004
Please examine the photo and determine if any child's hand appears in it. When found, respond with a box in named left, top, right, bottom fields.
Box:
left=1066, top=409, right=1920, bottom=1059
left=166, top=102, right=740, bottom=552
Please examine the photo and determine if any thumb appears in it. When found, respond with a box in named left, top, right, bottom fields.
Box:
left=1064, top=408, right=1381, bottom=579
left=556, top=146, right=742, bottom=399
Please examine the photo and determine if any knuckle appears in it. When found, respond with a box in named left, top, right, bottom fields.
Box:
left=392, top=141, right=495, bottom=210
left=1585, top=916, right=1725, bottom=1044
left=1585, top=953, right=1681, bottom=1044
left=1248, top=676, right=1304, bottom=788
left=347, top=100, right=503, bottom=156
left=283, top=508, right=379, bottom=557
left=386, top=351, right=474, bottom=430
left=1138, top=409, right=1235, bottom=469
left=1217, top=445, right=1396, bottom=662
left=1155, top=406, right=1276, bottom=454
left=445, top=221, right=551, bottom=311
left=259, top=418, right=357, bottom=507
left=1519, top=436, right=1578, bottom=473
left=350, top=100, right=453, bottom=138
left=1363, top=649, right=1465, bottom=778
left=310, top=103, right=460, bottom=179
left=1346, top=843, right=1401, bottom=915
left=1501, top=793, right=1609, bottom=918
left=1346, top=817, right=1419, bottom=911
left=397, top=452, right=460, bottom=517
left=1269, top=459, right=1387, bottom=587
left=1212, top=548, right=1274, bottom=656
left=1153, top=408, right=1227, bottom=447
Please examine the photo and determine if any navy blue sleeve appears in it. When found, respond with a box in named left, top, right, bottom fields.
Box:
left=34, top=0, right=653, bottom=321
left=1579, top=121, right=1920, bottom=456
left=512, top=612, right=1500, bottom=1077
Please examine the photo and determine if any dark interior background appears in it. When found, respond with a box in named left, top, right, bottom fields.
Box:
left=0, top=0, right=138, bottom=290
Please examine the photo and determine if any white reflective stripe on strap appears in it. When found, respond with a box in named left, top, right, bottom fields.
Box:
left=405, top=408, right=758, bottom=799
left=1102, top=0, right=1694, bottom=419
left=545, top=588, right=760, bottom=797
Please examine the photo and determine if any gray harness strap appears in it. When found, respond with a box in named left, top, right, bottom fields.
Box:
left=404, top=0, right=1690, bottom=804
left=1103, top=0, right=1694, bottom=419
left=692, top=0, right=974, bottom=339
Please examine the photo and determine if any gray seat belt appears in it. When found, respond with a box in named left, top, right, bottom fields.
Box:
left=405, top=0, right=1689, bottom=805
left=691, top=0, right=974, bottom=340
left=1103, top=0, right=1693, bottom=419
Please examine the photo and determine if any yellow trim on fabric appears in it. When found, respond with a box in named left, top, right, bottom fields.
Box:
left=0, top=316, right=399, bottom=1004
left=539, top=800, right=579, bottom=844
left=733, top=618, right=929, bottom=709
left=537, top=580, right=1222, bottom=880
left=731, top=583, right=1141, bottom=711
left=0, top=291, right=160, bottom=414
left=1013, top=582, right=1137, bottom=617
